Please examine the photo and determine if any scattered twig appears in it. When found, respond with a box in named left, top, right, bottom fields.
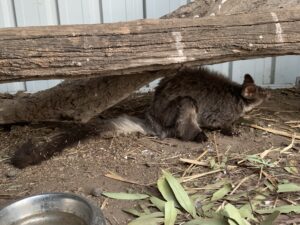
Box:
left=280, top=134, right=296, bottom=153
left=230, top=175, right=253, bottom=195
left=284, top=120, right=300, bottom=124
left=101, top=198, right=109, bottom=210
left=182, top=150, right=208, bottom=177
left=213, top=132, right=221, bottom=165
left=104, top=171, right=147, bottom=186
left=246, top=124, right=300, bottom=140
left=181, top=169, right=223, bottom=183
left=179, top=158, right=208, bottom=167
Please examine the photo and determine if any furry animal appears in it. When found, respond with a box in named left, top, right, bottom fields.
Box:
left=11, top=68, right=270, bottom=168
left=111, top=67, right=270, bottom=141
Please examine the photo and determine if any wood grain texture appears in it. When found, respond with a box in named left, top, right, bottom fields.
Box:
left=1, top=7, right=299, bottom=82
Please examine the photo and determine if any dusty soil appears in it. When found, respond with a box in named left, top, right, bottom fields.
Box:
left=0, top=88, right=299, bottom=225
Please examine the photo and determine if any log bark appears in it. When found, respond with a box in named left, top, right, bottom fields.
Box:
left=0, top=7, right=300, bottom=82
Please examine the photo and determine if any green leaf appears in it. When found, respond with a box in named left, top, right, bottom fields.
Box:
left=139, top=203, right=151, bottom=214
left=164, top=201, right=177, bottom=225
left=246, top=155, right=275, bottom=167
left=183, top=217, right=228, bottom=225
left=256, top=205, right=300, bottom=214
left=223, top=203, right=247, bottom=225
left=284, top=160, right=298, bottom=175
left=150, top=196, right=166, bottom=212
left=202, top=202, right=215, bottom=213
left=199, top=179, right=229, bottom=190
left=211, top=183, right=232, bottom=201
left=264, top=180, right=275, bottom=192
left=157, top=176, right=177, bottom=203
left=163, top=170, right=196, bottom=218
left=260, top=211, right=280, bottom=225
left=277, top=183, right=300, bottom=193
left=128, top=212, right=164, bottom=225
left=102, top=192, right=149, bottom=200
left=123, top=208, right=146, bottom=217
left=239, top=204, right=256, bottom=221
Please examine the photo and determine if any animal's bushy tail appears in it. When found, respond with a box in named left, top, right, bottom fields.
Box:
left=11, top=124, right=96, bottom=169
left=11, top=115, right=155, bottom=169
left=107, top=115, right=153, bottom=136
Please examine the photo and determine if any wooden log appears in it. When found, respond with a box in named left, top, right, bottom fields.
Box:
left=0, top=7, right=300, bottom=82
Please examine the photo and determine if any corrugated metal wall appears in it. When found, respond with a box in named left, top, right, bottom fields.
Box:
left=0, top=0, right=299, bottom=93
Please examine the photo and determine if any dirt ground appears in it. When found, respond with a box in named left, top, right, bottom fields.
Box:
left=0, top=88, right=299, bottom=225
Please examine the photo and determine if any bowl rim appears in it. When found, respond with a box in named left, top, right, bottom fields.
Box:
left=0, top=192, right=106, bottom=225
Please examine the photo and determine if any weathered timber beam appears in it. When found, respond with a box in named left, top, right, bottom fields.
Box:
left=0, top=7, right=299, bottom=82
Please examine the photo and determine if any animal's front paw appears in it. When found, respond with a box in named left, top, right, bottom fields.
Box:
left=193, top=132, right=208, bottom=143
left=220, top=128, right=240, bottom=136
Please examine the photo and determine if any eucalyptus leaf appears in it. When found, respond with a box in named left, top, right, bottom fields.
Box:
left=223, top=203, right=247, bottom=225
left=284, top=166, right=298, bottom=175
left=164, top=201, right=177, bottom=225
left=260, top=211, right=280, bottom=225
left=157, top=176, right=177, bottom=204
left=256, top=205, right=300, bottom=214
left=128, top=212, right=164, bottom=225
left=163, top=170, right=196, bottom=218
left=239, top=204, right=256, bottom=221
left=150, top=196, right=166, bottom=212
left=277, top=183, right=300, bottom=193
left=183, top=217, right=228, bottom=225
left=102, top=192, right=149, bottom=200
left=211, top=183, right=232, bottom=201
left=123, top=208, right=146, bottom=217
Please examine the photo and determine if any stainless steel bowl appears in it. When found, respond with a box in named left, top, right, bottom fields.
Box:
left=0, top=193, right=106, bottom=225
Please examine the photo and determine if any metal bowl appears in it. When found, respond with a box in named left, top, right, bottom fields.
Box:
left=0, top=193, right=106, bottom=225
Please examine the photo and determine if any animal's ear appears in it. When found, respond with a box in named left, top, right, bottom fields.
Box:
left=243, top=74, right=254, bottom=84
left=241, top=85, right=256, bottom=99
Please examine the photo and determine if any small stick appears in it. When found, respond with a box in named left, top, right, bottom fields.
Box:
left=104, top=171, right=146, bottom=186
left=230, top=175, right=253, bottom=195
left=181, top=169, right=223, bottom=183
left=285, top=120, right=300, bottom=124
left=179, top=158, right=208, bottom=166
left=280, top=134, right=296, bottom=153
left=182, top=150, right=208, bottom=177
left=101, top=198, right=109, bottom=210
left=246, top=124, right=300, bottom=139
left=213, top=132, right=221, bottom=164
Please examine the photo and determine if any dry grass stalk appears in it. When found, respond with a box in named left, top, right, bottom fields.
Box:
left=261, top=170, right=277, bottom=186
left=248, top=124, right=300, bottom=140
left=104, top=171, right=146, bottom=186
left=285, top=120, right=300, bottom=124
left=179, top=158, right=208, bottom=166
left=213, top=132, right=221, bottom=164
left=101, top=198, right=109, bottom=210
left=230, top=175, right=253, bottom=195
left=181, top=169, right=223, bottom=183
left=182, top=150, right=208, bottom=177
left=280, top=134, right=296, bottom=153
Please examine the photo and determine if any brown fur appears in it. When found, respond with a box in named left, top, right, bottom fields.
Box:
left=11, top=67, right=270, bottom=168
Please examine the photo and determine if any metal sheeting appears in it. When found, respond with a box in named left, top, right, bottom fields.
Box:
left=0, top=0, right=299, bottom=93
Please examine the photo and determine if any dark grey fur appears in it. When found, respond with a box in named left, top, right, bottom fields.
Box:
left=143, top=67, right=270, bottom=142
left=11, top=67, right=270, bottom=168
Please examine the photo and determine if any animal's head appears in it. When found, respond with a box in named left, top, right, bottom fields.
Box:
left=241, top=74, right=271, bottom=112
